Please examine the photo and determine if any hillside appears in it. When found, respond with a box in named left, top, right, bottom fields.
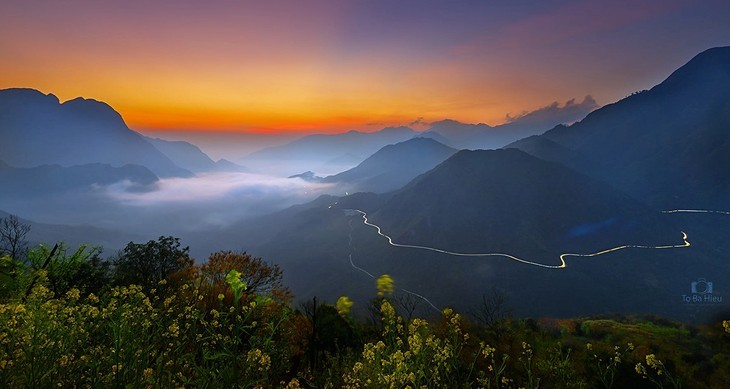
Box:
left=371, top=149, right=678, bottom=257
left=0, top=161, right=159, bottom=196
left=239, top=126, right=417, bottom=175
left=0, top=88, right=190, bottom=177
left=510, top=47, right=730, bottom=208
left=322, top=137, right=458, bottom=193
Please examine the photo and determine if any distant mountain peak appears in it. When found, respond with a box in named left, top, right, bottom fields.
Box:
left=322, top=137, right=457, bottom=193
left=509, top=45, right=730, bottom=208
left=653, top=46, right=730, bottom=94
left=380, top=125, right=414, bottom=133
left=0, top=88, right=60, bottom=105
left=60, top=96, right=128, bottom=127
left=0, top=88, right=191, bottom=177
left=431, top=119, right=464, bottom=126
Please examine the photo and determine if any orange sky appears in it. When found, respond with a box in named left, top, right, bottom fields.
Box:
left=1, top=1, right=729, bottom=134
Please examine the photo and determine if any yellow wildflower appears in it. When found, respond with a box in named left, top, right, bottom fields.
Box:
left=336, top=296, right=354, bottom=317
left=376, top=274, right=395, bottom=296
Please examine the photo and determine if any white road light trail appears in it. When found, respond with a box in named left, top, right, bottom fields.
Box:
left=349, top=209, right=691, bottom=270
left=662, top=209, right=730, bottom=215
left=346, top=218, right=440, bottom=312
left=341, top=207, right=728, bottom=312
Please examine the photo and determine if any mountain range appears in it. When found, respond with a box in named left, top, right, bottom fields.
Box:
left=239, top=126, right=418, bottom=176
left=0, top=160, right=159, bottom=196
left=0, top=89, right=191, bottom=177
left=510, top=47, right=730, bottom=209
left=318, top=137, right=458, bottom=194
left=144, top=136, right=247, bottom=173
left=368, top=148, right=678, bottom=256
left=420, top=96, right=598, bottom=150
left=231, top=46, right=730, bottom=319
left=1, top=47, right=729, bottom=320
left=0, top=88, right=247, bottom=178
left=241, top=97, right=597, bottom=177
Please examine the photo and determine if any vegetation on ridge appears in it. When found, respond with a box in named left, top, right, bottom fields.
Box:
left=0, top=216, right=728, bottom=387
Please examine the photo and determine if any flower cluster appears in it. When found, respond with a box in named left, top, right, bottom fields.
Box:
left=336, top=295, right=353, bottom=317
left=376, top=274, right=395, bottom=297
left=344, top=301, right=469, bottom=387
left=0, top=271, right=288, bottom=387
left=635, top=353, right=682, bottom=388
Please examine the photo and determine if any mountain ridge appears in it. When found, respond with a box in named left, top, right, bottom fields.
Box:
left=508, top=46, right=730, bottom=208
left=0, top=88, right=191, bottom=178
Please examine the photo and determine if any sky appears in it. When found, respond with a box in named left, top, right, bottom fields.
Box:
left=1, top=0, right=729, bottom=134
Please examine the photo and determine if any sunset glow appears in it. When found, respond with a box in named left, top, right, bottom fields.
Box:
left=1, top=0, right=728, bottom=133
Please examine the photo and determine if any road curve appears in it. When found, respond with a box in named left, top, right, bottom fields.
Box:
left=346, top=218, right=441, bottom=312
left=349, top=209, right=691, bottom=270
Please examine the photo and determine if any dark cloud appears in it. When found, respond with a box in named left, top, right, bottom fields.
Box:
left=505, top=95, right=599, bottom=126
left=410, top=117, right=426, bottom=126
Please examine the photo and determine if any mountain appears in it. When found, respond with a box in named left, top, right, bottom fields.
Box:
left=144, top=136, right=248, bottom=173
left=0, top=161, right=159, bottom=196
left=509, top=46, right=730, bottom=208
left=0, top=88, right=190, bottom=177
left=422, top=97, right=598, bottom=150
left=144, top=136, right=217, bottom=172
left=370, top=149, right=678, bottom=256
left=322, top=137, right=458, bottom=193
left=228, top=149, right=707, bottom=319
left=424, top=120, right=493, bottom=146
left=0, top=210, right=144, bottom=252
left=239, top=126, right=417, bottom=176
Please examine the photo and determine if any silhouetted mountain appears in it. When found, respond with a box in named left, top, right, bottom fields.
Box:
left=144, top=136, right=217, bottom=172
left=322, top=137, right=458, bottom=193
left=0, top=88, right=190, bottom=177
left=239, top=126, right=417, bottom=176
left=214, top=158, right=248, bottom=172
left=422, top=97, right=597, bottom=150
left=145, top=136, right=248, bottom=173
left=228, top=150, right=704, bottom=319
left=371, top=149, right=678, bottom=256
left=0, top=161, right=159, bottom=196
left=425, top=119, right=492, bottom=146
left=510, top=47, right=730, bottom=208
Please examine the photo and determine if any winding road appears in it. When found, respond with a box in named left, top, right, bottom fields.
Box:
left=346, top=218, right=440, bottom=312
left=341, top=207, right=728, bottom=312
left=350, top=209, right=690, bottom=269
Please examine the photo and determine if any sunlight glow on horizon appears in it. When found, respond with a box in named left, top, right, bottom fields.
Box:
left=1, top=0, right=729, bottom=134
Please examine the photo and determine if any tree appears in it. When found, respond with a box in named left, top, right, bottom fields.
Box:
left=199, top=251, right=291, bottom=303
left=0, top=214, right=31, bottom=261
left=470, top=287, right=512, bottom=343
left=113, top=236, right=191, bottom=289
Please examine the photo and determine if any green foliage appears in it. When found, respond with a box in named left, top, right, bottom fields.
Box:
left=113, top=236, right=190, bottom=289
left=0, top=238, right=729, bottom=387
left=0, top=273, right=292, bottom=387
left=0, top=254, right=24, bottom=299
left=27, top=243, right=110, bottom=297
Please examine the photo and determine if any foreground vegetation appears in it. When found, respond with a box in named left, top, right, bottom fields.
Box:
left=1, top=229, right=729, bottom=387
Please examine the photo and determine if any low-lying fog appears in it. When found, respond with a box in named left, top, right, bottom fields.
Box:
left=5, top=172, right=335, bottom=238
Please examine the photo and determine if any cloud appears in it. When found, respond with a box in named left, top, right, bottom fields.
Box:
left=505, top=95, right=599, bottom=126
left=104, top=172, right=334, bottom=228
left=409, top=117, right=425, bottom=126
